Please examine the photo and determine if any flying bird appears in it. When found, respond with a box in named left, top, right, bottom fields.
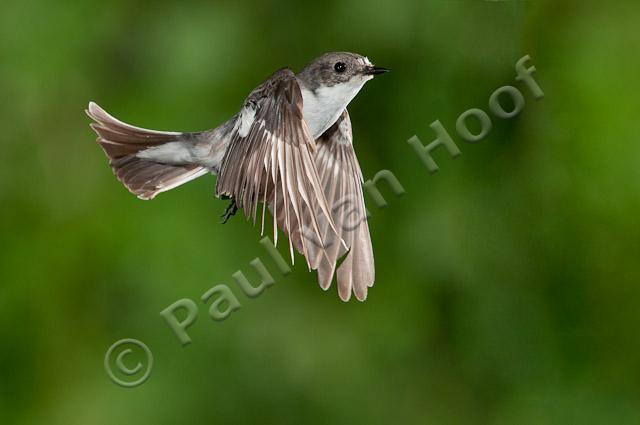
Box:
left=87, top=52, right=388, bottom=301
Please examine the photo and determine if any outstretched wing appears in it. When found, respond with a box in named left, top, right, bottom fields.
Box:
left=311, top=110, right=375, bottom=301
left=215, top=68, right=338, bottom=267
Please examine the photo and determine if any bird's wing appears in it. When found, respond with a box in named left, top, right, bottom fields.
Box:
left=311, top=110, right=375, bottom=301
left=216, top=68, right=339, bottom=267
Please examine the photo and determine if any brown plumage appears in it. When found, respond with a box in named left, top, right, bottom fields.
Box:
left=272, top=111, right=374, bottom=301
left=314, top=111, right=374, bottom=301
left=86, top=103, right=208, bottom=200
left=87, top=51, right=387, bottom=301
left=215, top=69, right=340, bottom=268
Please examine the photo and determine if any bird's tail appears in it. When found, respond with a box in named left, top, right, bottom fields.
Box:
left=86, top=102, right=207, bottom=200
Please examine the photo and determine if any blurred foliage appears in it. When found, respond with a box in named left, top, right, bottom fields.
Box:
left=1, top=0, right=640, bottom=423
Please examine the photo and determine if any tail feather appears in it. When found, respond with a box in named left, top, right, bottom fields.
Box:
left=87, top=102, right=207, bottom=200
left=112, top=155, right=207, bottom=200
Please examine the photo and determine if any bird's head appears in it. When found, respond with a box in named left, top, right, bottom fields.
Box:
left=297, top=52, right=389, bottom=92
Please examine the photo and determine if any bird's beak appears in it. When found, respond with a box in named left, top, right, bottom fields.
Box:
left=364, top=66, right=390, bottom=76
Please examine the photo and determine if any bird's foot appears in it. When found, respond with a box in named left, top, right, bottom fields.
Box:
left=221, top=200, right=238, bottom=224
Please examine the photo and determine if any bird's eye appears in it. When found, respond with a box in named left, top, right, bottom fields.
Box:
left=334, top=62, right=347, bottom=73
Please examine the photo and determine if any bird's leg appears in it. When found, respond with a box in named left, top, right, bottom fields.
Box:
left=221, top=198, right=238, bottom=224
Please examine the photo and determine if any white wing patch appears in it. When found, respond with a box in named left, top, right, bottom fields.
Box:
left=236, top=105, right=256, bottom=138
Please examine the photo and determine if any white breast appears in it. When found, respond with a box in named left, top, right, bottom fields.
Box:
left=299, top=76, right=371, bottom=138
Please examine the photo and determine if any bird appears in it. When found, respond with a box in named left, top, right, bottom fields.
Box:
left=87, top=52, right=389, bottom=301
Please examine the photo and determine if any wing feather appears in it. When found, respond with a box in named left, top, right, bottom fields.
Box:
left=216, top=68, right=339, bottom=269
left=313, top=110, right=375, bottom=301
left=272, top=109, right=375, bottom=300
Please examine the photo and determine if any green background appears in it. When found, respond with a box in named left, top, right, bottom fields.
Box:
left=2, top=0, right=640, bottom=423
